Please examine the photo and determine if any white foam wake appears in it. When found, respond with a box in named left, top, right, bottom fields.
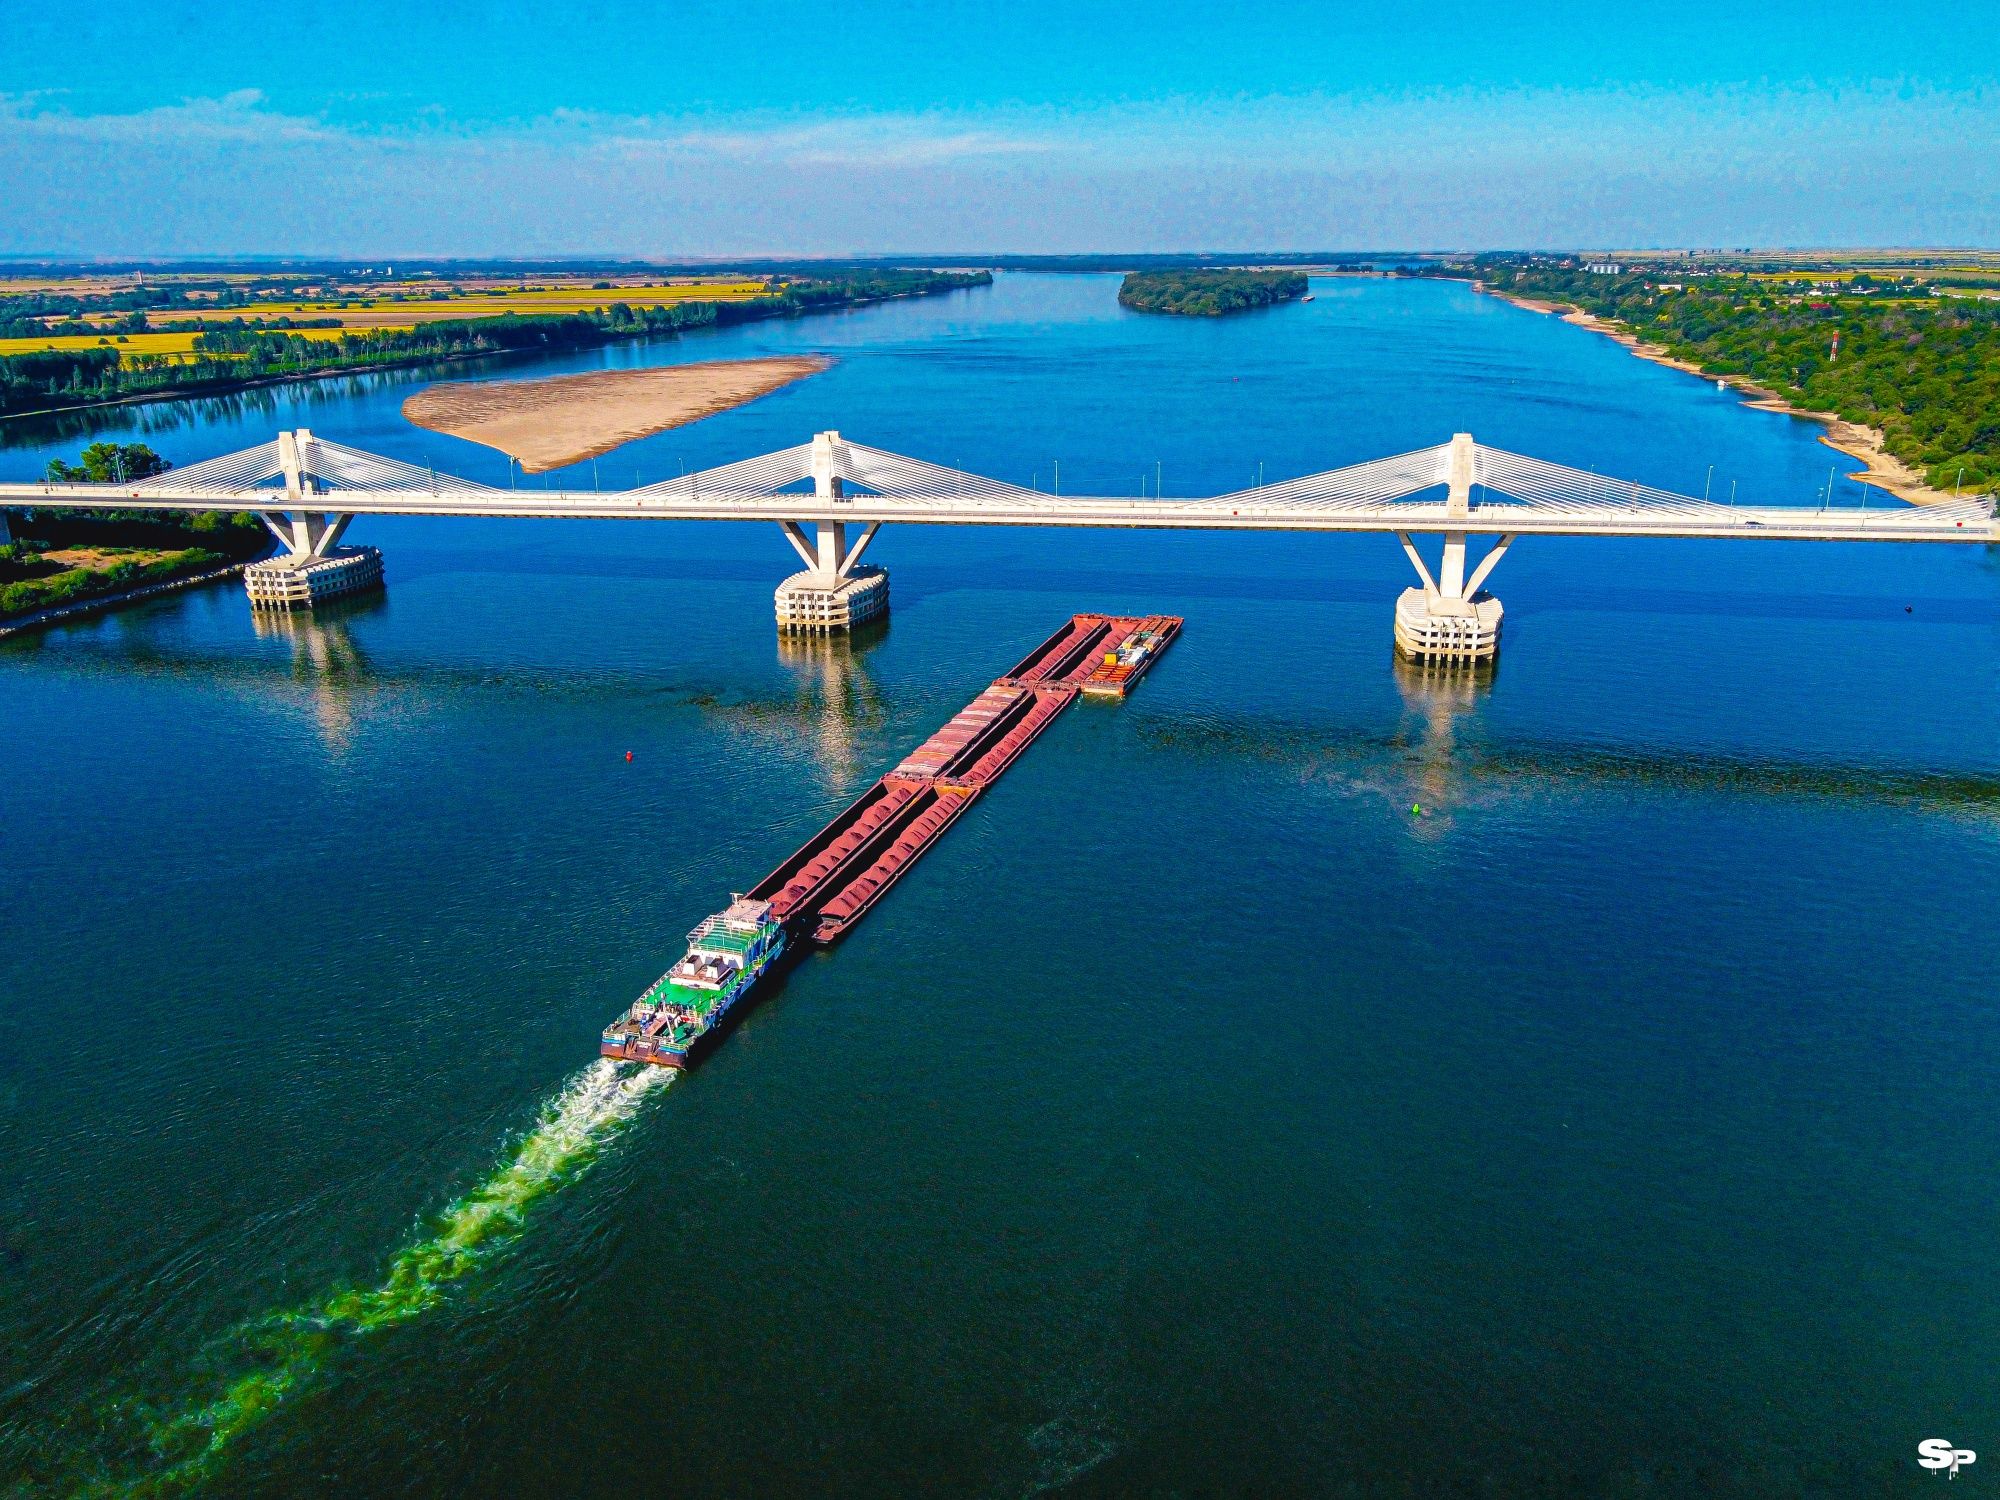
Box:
left=108, top=1059, right=673, bottom=1494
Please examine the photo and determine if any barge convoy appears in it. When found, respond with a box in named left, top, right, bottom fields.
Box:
left=602, top=613, right=1181, bottom=1069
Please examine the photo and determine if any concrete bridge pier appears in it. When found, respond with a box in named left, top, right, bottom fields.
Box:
left=774, top=431, right=889, bottom=632
left=242, top=430, right=385, bottom=611
left=1393, top=433, right=1511, bottom=661
left=0, top=507, right=13, bottom=546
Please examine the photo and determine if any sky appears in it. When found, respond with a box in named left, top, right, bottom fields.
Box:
left=2, top=0, right=1997, bottom=257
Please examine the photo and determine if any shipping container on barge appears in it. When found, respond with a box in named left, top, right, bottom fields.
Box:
left=603, top=613, right=1182, bottom=1068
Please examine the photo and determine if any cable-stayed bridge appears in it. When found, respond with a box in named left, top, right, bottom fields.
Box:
left=10, top=427, right=1988, bottom=538
left=4, top=429, right=1991, bottom=657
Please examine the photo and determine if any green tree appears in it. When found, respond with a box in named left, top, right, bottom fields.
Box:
left=45, top=442, right=173, bottom=483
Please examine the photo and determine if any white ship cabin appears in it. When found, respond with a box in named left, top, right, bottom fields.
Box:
left=719, top=896, right=776, bottom=934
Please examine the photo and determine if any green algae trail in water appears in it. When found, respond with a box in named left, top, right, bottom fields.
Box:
left=86, top=1060, right=671, bottom=1498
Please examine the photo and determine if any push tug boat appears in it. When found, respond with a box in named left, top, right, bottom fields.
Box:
left=601, top=897, right=785, bottom=1069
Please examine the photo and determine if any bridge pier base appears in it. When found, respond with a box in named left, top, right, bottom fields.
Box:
left=244, top=541, right=385, bottom=611
left=775, top=433, right=889, bottom=633
left=1393, top=584, right=1503, bottom=661
left=243, top=432, right=384, bottom=612
left=775, top=565, right=889, bottom=632
left=0, top=508, right=12, bottom=546
left=1393, top=529, right=1511, bottom=661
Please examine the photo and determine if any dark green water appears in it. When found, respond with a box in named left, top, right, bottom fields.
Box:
left=2, top=275, right=1998, bottom=1497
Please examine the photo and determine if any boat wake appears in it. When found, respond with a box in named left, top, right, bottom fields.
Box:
left=95, top=1059, right=672, bottom=1496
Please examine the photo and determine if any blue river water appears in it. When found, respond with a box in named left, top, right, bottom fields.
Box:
left=1, top=273, right=1997, bottom=1496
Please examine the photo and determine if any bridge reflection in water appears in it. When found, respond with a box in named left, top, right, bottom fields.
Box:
left=1392, top=652, right=1496, bottom=835
left=248, top=593, right=382, bottom=751
left=776, top=617, right=890, bottom=785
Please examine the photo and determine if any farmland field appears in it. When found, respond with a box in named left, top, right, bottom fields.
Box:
left=0, top=284, right=773, bottom=360
left=0, top=328, right=405, bottom=362
left=1609, top=247, right=2000, bottom=270
left=165, top=281, right=773, bottom=328
left=1744, top=267, right=2000, bottom=284
left=0, top=266, right=985, bottom=407
left=0, top=274, right=774, bottom=342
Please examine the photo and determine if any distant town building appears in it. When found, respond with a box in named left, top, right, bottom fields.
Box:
left=1584, top=261, right=1622, bottom=275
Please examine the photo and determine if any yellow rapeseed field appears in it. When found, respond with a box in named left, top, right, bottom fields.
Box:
left=0, top=328, right=411, bottom=363
left=0, top=332, right=211, bottom=357
left=172, top=281, right=773, bottom=328
left=0, top=276, right=771, bottom=363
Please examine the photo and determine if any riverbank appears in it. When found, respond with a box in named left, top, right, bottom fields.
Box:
left=1, top=271, right=988, bottom=424
left=0, top=345, right=510, bottom=424
left=0, top=551, right=255, bottom=638
left=1472, top=280, right=1969, bottom=506
left=402, top=357, right=833, bottom=473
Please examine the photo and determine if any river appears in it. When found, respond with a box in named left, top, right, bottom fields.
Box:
left=2, top=273, right=1997, bottom=1497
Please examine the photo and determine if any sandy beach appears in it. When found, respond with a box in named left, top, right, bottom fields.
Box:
left=1473, top=283, right=1964, bottom=506
left=402, top=357, right=832, bottom=473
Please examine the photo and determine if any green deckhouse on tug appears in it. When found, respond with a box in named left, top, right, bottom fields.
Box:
left=601, top=898, right=786, bottom=1069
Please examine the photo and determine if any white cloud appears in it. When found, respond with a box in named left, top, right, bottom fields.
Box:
left=593, top=119, right=1059, bottom=168
left=4, top=79, right=1991, bottom=177
left=0, top=88, right=339, bottom=146
left=0, top=91, right=1058, bottom=168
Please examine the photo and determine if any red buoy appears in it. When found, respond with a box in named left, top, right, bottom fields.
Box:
left=625, top=751, right=634, bottom=762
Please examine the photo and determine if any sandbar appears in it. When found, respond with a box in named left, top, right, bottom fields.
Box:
left=402, top=357, right=832, bottom=473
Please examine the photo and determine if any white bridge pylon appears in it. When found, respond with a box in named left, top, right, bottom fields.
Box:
left=10, top=424, right=1990, bottom=652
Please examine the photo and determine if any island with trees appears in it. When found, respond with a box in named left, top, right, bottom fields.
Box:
left=1117, top=270, right=1310, bottom=317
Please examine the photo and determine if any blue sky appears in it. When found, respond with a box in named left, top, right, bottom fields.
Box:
left=3, top=0, right=1996, bottom=255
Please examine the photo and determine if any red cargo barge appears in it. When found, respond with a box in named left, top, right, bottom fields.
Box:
left=605, top=614, right=1181, bottom=1066
left=748, top=613, right=1181, bottom=946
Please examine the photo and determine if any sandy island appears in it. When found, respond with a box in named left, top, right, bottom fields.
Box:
left=402, top=357, right=832, bottom=473
left=1472, top=282, right=1963, bottom=506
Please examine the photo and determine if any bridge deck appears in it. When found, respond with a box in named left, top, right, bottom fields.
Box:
left=2, top=429, right=1988, bottom=543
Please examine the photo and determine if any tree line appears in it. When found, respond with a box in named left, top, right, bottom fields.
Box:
left=1436, top=258, right=2000, bottom=497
